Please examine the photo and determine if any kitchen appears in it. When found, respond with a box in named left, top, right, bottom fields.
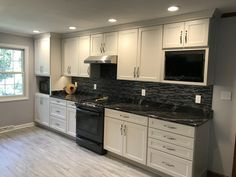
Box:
left=0, top=1, right=236, bottom=177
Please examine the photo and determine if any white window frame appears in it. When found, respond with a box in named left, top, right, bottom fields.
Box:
left=0, top=43, right=29, bottom=102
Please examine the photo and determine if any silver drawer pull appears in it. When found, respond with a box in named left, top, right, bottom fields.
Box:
left=164, top=136, right=176, bottom=141
left=56, top=101, right=60, bottom=103
left=120, top=115, right=129, bottom=118
left=164, top=125, right=177, bottom=129
left=56, top=110, right=60, bottom=113
left=163, top=146, right=176, bottom=151
left=55, top=123, right=60, bottom=126
left=120, top=124, right=123, bottom=135
left=162, top=161, right=175, bottom=168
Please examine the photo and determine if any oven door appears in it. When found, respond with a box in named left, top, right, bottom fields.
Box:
left=76, top=106, right=104, bottom=143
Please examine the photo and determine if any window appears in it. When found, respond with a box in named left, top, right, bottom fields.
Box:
left=0, top=46, right=28, bottom=101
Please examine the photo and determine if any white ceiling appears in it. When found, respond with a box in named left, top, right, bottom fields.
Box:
left=0, top=0, right=236, bottom=36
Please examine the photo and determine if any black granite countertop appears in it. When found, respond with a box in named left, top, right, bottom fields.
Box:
left=50, top=91, right=213, bottom=127
left=105, top=102, right=213, bottom=127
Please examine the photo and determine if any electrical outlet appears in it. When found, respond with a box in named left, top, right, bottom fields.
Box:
left=141, top=89, right=146, bottom=96
left=195, top=95, right=201, bottom=104
left=74, top=82, right=78, bottom=87
left=93, top=84, right=97, bottom=90
left=220, top=91, right=232, bottom=101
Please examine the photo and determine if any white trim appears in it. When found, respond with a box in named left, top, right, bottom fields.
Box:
left=0, top=122, right=34, bottom=134
left=0, top=43, right=29, bottom=101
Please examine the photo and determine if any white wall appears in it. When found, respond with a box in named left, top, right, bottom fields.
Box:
left=209, top=17, right=236, bottom=177
left=0, top=32, right=34, bottom=127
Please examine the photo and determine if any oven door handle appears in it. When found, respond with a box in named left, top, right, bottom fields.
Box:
left=76, top=107, right=101, bottom=116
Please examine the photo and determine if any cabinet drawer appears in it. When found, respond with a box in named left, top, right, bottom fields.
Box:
left=50, top=103, right=66, bottom=120
left=50, top=117, right=66, bottom=133
left=148, top=138, right=193, bottom=160
left=50, top=98, right=67, bottom=106
left=147, top=148, right=192, bottom=177
left=149, top=128, right=194, bottom=149
left=149, top=118, right=195, bottom=138
left=105, top=109, right=148, bottom=126
left=67, top=101, right=76, bottom=109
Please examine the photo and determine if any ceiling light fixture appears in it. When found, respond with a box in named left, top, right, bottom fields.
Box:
left=108, top=18, right=117, bottom=23
left=33, top=30, right=40, bottom=33
left=168, top=6, right=179, bottom=12
left=69, top=26, right=76, bottom=30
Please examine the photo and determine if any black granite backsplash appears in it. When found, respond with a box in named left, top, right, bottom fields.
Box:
left=72, top=77, right=213, bottom=110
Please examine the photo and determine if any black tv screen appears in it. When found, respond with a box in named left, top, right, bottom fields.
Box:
left=164, top=50, right=205, bottom=82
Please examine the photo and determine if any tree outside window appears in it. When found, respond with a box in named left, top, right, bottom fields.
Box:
left=0, top=48, right=24, bottom=96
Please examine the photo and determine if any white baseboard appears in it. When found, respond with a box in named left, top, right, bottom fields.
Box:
left=0, top=122, right=35, bottom=134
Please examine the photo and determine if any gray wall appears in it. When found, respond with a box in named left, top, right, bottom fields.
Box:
left=0, top=33, right=34, bottom=127
left=209, top=17, right=236, bottom=176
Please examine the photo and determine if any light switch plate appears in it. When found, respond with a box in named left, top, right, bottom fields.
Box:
left=141, top=89, right=146, bottom=96
left=93, top=84, right=97, bottom=90
left=195, top=95, right=201, bottom=104
left=220, top=91, right=232, bottom=101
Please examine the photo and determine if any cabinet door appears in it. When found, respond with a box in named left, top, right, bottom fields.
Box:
left=137, top=26, right=163, bottom=82
left=90, top=34, right=103, bottom=56
left=104, top=117, right=123, bottom=156
left=117, top=29, right=138, bottom=80
left=103, top=32, right=118, bottom=55
left=184, top=19, right=209, bottom=47
left=78, top=36, right=90, bottom=77
left=163, top=22, right=184, bottom=48
left=35, top=94, right=49, bottom=126
left=35, top=38, right=50, bottom=76
left=123, top=122, right=148, bottom=165
left=67, top=108, right=76, bottom=137
left=62, top=38, right=79, bottom=76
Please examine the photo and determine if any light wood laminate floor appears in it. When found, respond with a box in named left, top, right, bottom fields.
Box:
left=0, top=126, right=158, bottom=177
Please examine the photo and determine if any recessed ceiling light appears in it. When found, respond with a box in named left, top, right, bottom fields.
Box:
left=108, top=18, right=117, bottom=23
left=69, top=26, right=76, bottom=30
left=33, top=30, right=40, bottom=33
left=168, top=6, right=179, bottom=12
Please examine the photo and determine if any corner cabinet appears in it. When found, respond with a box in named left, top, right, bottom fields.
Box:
left=35, top=37, right=50, bottom=76
left=62, top=36, right=90, bottom=77
left=117, top=26, right=163, bottom=82
left=104, top=109, right=148, bottom=165
left=90, top=32, right=118, bottom=56
left=35, top=93, right=49, bottom=126
left=163, top=19, right=209, bottom=48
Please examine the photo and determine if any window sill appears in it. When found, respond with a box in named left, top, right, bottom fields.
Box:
left=0, top=96, right=29, bottom=103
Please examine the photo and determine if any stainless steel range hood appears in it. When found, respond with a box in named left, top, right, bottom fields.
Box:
left=84, top=55, right=117, bottom=64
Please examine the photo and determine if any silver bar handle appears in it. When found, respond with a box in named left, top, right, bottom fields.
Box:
left=185, top=30, right=187, bottom=43
left=180, top=31, right=183, bottom=44
left=164, top=125, right=177, bottom=129
left=162, top=161, right=175, bottom=168
left=164, top=135, right=176, bottom=141
left=133, top=67, right=136, bottom=78
left=120, top=115, right=129, bottom=118
left=137, top=67, right=140, bottom=78
left=163, top=146, right=176, bottom=151
left=123, top=125, right=127, bottom=136
left=103, top=43, right=105, bottom=53
left=120, top=124, right=123, bottom=135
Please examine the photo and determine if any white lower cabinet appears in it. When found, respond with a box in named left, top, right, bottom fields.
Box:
left=66, top=107, right=76, bottom=137
left=104, top=109, right=148, bottom=165
left=35, top=93, right=50, bottom=126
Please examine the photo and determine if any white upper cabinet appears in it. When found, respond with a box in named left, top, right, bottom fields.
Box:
left=117, top=29, right=138, bottom=80
left=137, top=26, right=163, bottom=82
left=90, top=32, right=118, bottom=56
left=35, top=37, right=50, bottom=76
left=184, top=19, right=209, bottom=47
left=62, top=38, right=79, bottom=76
left=163, top=19, right=209, bottom=48
left=78, top=36, right=90, bottom=77
left=163, top=23, right=185, bottom=48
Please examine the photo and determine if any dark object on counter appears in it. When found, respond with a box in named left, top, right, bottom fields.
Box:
left=75, top=97, right=108, bottom=155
